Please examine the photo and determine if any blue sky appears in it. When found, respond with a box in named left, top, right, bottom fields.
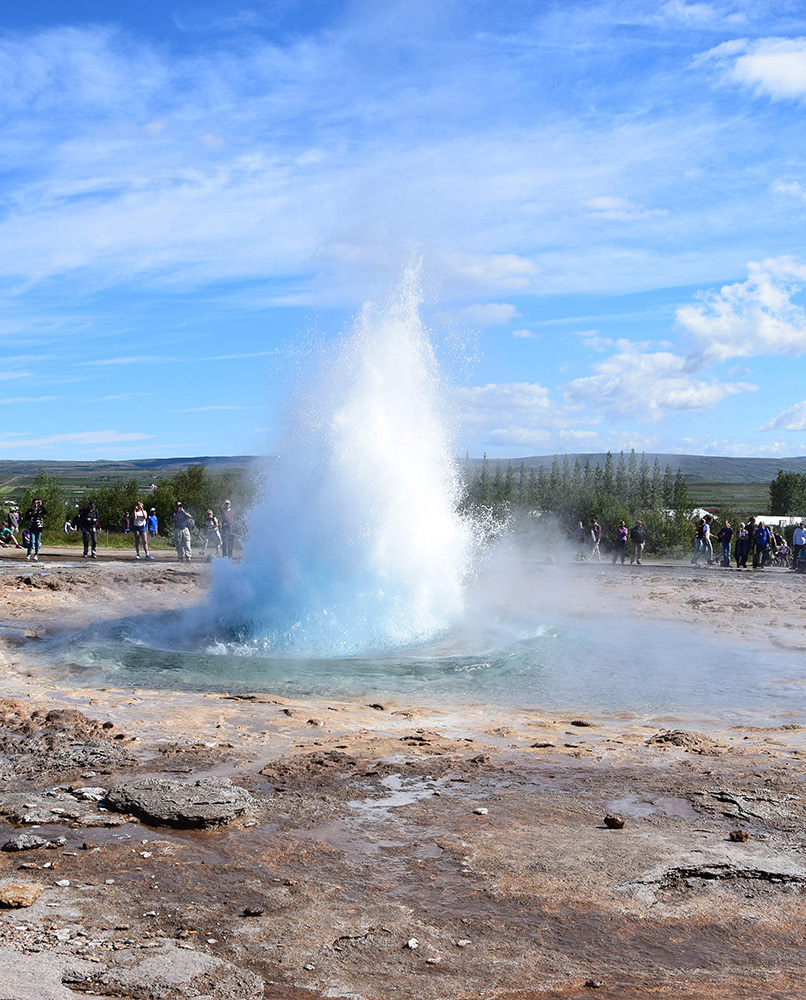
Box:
left=3, top=0, right=806, bottom=461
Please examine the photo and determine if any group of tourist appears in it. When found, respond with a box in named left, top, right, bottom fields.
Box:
left=575, top=518, right=645, bottom=565
left=1, top=497, right=239, bottom=564
left=691, top=514, right=800, bottom=570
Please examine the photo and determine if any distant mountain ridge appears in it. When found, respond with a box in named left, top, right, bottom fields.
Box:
left=1, top=453, right=804, bottom=487
left=468, top=453, right=806, bottom=484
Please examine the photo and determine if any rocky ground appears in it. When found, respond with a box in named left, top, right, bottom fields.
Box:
left=0, top=552, right=805, bottom=999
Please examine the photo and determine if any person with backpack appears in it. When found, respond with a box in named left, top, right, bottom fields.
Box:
left=753, top=520, right=770, bottom=569
left=629, top=520, right=645, bottom=565
left=172, top=501, right=195, bottom=563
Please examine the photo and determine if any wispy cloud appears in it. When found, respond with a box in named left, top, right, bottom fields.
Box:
left=0, top=430, right=151, bottom=450
left=760, top=400, right=806, bottom=432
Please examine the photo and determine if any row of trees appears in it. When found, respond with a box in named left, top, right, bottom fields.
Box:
left=769, top=470, right=806, bottom=516
left=460, top=450, right=696, bottom=555
left=17, top=464, right=260, bottom=537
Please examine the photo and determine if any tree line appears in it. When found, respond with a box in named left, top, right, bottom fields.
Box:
left=16, top=464, right=259, bottom=538
left=460, top=450, right=696, bottom=555
left=769, top=470, right=806, bottom=517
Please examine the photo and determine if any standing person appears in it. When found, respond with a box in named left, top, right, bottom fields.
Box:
left=172, top=501, right=194, bottom=563
left=692, top=515, right=713, bottom=565
left=716, top=520, right=733, bottom=567
left=575, top=521, right=587, bottom=561
left=753, top=520, right=769, bottom=569
left=203, top=510, right=222, bottom=557
left=792, top=522, right=806, bottom=570
left=612, top=520, right=628, bottom=564
left=147, top=507, right=158, bottom=537
left=219, top=499, right=236, bottom=559
left=77, top=500, right=100, bottom=559
left=734, top=522, right=749, bottom=569
left=590, top=519, right=602, bottom=561
left=629, top=519, right=645, bottom=565
left=7, top=506, right=19, bottom=533
left=132, top=501, right=154, bottom=561
left=24, top=498, right=46, bottom=562
left=121, top=512, right=131, bottom=534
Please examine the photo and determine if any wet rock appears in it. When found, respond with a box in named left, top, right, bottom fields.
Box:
left=90, top=943, right=264, bottom=998
left=104, top=776, right=253, bottom=828
left=2, top=834, right=49, bottom=852
left=604, top=813, right=626, bottom=829
left=0, top=882, right=42, bottom=907
left=0, top=789, right=123, bottom=827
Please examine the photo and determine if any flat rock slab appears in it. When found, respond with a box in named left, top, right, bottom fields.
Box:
left=104, top=776, right=253, bottom=828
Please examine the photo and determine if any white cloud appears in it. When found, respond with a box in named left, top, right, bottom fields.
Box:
left=759, top=400, right=806, bottom=432
left=512, top=328, right=537, bottom=339
left=584, top=196, right=669, bottom=221
left=0, top=430, right=150, bottom=450
left=772, top=179, right=806, bottom=201
left=447, top=303, right=520, bottom=327
left=677, top=257, right=806, bottom=362
left=442, top=254, right=539, bottom=291
left=455, top=381, right=599, bottom=452
left=662, top=1, right=722, bottom=26
left=564, top=345, right=755, bottom=422
left=0, top=396, right=60, bottom=405
left=703, top=37, right=806, bottom=100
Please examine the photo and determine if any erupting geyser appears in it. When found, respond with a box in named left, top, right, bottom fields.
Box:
left=210, top=271, right=474, bottom=656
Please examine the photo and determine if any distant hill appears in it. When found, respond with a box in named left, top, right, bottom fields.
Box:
left=0, top=456, right=263, bottom=499
left=470, top=453, right=806, bottom=484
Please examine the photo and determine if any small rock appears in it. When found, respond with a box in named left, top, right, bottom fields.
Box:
left=729, top=829, right=750, bottom=842
left=570, top=719, right=593, bottom=727
left=241, top=906, right=265, bottom=917
left=603, top=813, right=625, bottom=829
left=585, top=979, right=605, bottom=989
left=2, top=834, right=49, bottom=852
left=456, top=938, right=471, bottom=947
left=306, top=719, right=325, bottom=727
left=304, top=963, right=315, bottom=970
left=368, top=703, right=385, bottom=711
left=473, top=808, right=489, bottom=815
left=56, top=879, right=71, bottom=887
left=406, top=938, right=419, bottom=949
left=426, top=956, right=441, bottom=964
left=82, top=842, right=100, bottom=851
left=0, top=882, right=42, bottom=908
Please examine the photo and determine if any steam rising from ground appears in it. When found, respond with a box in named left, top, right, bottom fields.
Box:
left=210, top=271, right=474, bottom=656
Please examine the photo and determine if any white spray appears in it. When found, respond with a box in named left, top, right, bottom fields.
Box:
left=210, top=270, right=474, bottom=656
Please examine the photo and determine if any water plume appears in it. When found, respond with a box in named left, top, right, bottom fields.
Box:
left=210, top=269, right=474, bottom=656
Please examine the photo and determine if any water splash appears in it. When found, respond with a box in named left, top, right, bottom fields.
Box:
left=210, top=270, right=474, bottom=656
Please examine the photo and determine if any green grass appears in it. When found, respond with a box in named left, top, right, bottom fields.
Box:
left=685, top=481, right=771, bottom=511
